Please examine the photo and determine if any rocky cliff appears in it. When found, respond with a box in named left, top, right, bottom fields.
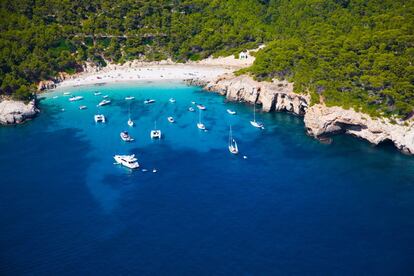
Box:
left=195, top=74, right=414, bottom=155
left=304, top=104, right=414, bottom=155
left=0, top=99, right=39, bottom=125
left=199, top=74, right=309, bottom=115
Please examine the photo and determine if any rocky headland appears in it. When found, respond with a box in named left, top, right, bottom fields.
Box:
left=190, top=74, right=414, bottom=155
left=0, top=99, right=39, bottom=125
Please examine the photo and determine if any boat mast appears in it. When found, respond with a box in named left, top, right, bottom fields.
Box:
left=229, top=125, right=232, bottom=146
left=253, top=104, right=256, bottom=122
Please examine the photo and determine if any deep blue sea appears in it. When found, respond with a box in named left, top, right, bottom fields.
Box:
left=1, top=81, right=414, bottom=275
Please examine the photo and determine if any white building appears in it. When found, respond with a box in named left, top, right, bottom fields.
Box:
left=239, top=51, right=248, bottom=60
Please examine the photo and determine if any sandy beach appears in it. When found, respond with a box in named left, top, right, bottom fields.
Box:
left=57, top=55, right=255, bottom=89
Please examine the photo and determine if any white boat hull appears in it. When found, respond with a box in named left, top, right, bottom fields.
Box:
left=197, top=123, right=206, bottom=130
left=151, top=130, right=162, bottom=139
left=250, top=121, right=264, bottom=129
left=114, top=155, right=139, bottom=169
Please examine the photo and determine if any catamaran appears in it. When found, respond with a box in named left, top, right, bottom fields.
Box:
left=228, top=125, right=239, bottom=154
left=250, top=105, right=264, bottom=129
left=150, top=121, right=162, bottom=139
left=197, top=109, right=206, bottom=130
left=120, top=131, right=134, bottom=142
left=94, top=114, right=106, bottom=123
left=97, top=99, right=111, bottom=106
left=114, top=154, right=139, bottom=169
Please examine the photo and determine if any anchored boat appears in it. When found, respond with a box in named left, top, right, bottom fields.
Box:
left=150, top=121, right=162, bottom=139
left=114, top=154, right=139, bottom=169
left=97, top=99, right=111, bottom=106
left=228, top=125, right=239, bottom=154
left=120, top=131, right=134, bottom=142
left=94, top=114, right=106, bottom=123
left=250, top=105, right=264, bottom=129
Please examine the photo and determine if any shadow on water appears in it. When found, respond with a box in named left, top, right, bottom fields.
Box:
left=0, top=127, right=118, bottom=275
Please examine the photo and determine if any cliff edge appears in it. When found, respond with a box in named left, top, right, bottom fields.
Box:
left=196, top=74, right=414, bottom=155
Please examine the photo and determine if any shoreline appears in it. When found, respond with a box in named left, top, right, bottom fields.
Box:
left=52, top=56, right=255, bottom=90
left=3, top=57, right=414, bottom=155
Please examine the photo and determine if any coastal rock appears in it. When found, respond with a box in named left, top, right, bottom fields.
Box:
left=37, top=80, right=56, bottom=91
left=201, top=74, right=413, bottom=155
left=0, top=99, right=39, bottom=125
left=304, top=104, right=414, bottom=155
left=203, top=74, right=309, bottom=115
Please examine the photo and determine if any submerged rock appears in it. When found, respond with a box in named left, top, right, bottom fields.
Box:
left=0, top=99, right=39, bottom=125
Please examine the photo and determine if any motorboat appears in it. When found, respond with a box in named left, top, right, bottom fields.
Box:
left=97, top=99, right=111, bottom=106
left=250, top=105, right=264, bottom=129
left=128, top=118, right=134, bottom=127
left=94, top=91, right=101, bottom=96
left=167, top=116, right=174, bottom=123
left=150, top=121, right=162, bottom=139
left=69, top=96, right=83, bottom=102
left=79, top=105, right=87, bottom=110
left=188, top=107, right=195, bottom=112
left=228, top=126, right=239, bottom=154
left=114, top=154, right=139, bottom=169
left=63, top=92, right=71, bottom=96
left=191, top=101, right=196, bottom=105
left=197, top=109, right=206, bottom=130
left=52, top=96, right=58, bottom=99
left=94, top=114, right=106, bottom=123
left=197, top=104, right=206, bottom=110
left=169, top=98, right=176, bottom=103
left=227, top=109, right=236, bottom=115
left=103, top=95, right=109, bottom=98
left=120, top=131, right=134, bottom=142
left=125, top=96, right=135, bottom=100
left=144, top=99, right=155, bottom=104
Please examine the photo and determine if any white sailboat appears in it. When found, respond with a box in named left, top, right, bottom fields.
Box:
left=228, top=125, right=239, bottom=154
left=150, top=121, right=162, bottom=139
left=127, top=102, right=134, bottom=127
left=197, top=109, right=206, bottom=130
left=250, top=104, right=264, bottom=129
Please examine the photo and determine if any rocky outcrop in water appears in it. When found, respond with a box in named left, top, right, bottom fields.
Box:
left=0, top=99, right=39, bottom=125
left=304, top=104, right=414, bottom=155
left=197, top=74, right=414, bottom=155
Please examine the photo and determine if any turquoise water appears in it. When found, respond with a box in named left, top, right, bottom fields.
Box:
left=1, top=81, right=414, bottom=275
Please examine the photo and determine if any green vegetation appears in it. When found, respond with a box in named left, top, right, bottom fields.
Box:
left=0, top=0, right=413, bottom=118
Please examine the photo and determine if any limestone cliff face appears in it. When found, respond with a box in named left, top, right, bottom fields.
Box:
left=304, top=104, right=414, bottom=155
left=202, top=74, right=309, bottom=115
left=0, top=99, right=39, bottom=125
left=197, top=74, right=414, bottom=155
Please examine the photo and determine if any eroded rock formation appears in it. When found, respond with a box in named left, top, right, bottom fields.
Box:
left=196, top=74, right=414, bottom=155
left=0, top=99, right=39, bottom=125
